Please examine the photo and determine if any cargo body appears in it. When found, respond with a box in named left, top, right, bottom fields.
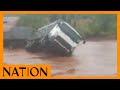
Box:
left=25, top=19, right=85, bottom=55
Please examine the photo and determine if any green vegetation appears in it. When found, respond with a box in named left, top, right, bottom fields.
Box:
left=10, top=14, right=116, bottom=39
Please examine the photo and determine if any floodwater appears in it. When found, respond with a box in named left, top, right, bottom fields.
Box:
left=4, top=40, right=117, bottom=76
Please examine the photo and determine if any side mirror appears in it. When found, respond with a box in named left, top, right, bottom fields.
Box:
left=83, top=40, right=86, bottom=44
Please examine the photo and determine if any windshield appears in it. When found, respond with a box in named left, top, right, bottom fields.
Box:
left=59, top=23, right=81, bottom=44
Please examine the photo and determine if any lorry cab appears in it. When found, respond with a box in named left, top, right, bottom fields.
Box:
left=48, top=21, right=84, bottom=55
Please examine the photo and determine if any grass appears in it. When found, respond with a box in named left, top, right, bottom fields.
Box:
left=11, top=14, right=117, bottom=39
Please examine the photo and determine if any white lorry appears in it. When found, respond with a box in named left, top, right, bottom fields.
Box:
left=25, top=19, right=86, bottom=55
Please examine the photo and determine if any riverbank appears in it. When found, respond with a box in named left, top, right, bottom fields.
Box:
left=86, top=36, right=116, bottom=41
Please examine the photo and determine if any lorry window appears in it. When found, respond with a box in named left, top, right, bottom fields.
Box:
left=59, top=23, right=81, bottom=44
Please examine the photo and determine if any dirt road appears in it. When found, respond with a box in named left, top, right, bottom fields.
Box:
left=4, top=40, right=117, bottom=76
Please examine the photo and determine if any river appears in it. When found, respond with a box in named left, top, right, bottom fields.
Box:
left=4, top=40, right=117, bottom=76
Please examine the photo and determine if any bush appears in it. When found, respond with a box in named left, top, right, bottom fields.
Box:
left=13, top=14, right=116, bottom=39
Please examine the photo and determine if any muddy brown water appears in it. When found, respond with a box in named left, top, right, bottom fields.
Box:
left=4, top=40, right=117, bottom=76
